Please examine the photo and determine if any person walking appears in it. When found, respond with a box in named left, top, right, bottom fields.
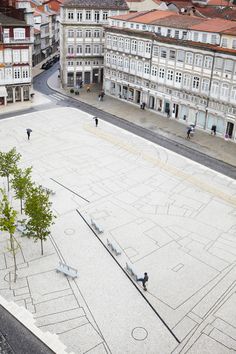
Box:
left=137, top=272, right=149, bottom=291
left=87, top=86, right=91, bottom=93
left=186, top=127, right=192, bottom=139
left=26, top=128, right=32, bottom=140
left=94, top=117, right=98, bottom=127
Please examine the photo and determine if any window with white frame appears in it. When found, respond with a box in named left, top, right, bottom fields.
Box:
left=76, top=45, right=82, bottom=54
left=118, top=38, right=124, bottom=49
left=138, top=41, right=144, bottom=54
left=68, top=11, right=74, bottom=20
left=112, top=54, right=117, bottom=65
left=174, top=30, right=179, bottom=39
left=160, top=48, right=167, bottom=58
left=93, top=45, right=99, bottom=54
left=130, top=59, right=136, bottom=71
left=13, top=50, right=20, bottom=63
left=167, top=69, right=173, bottom=81
left=214, top=57, right=223, bottom=70
left=151, top=66, right=158, bottom=76
left=153, top=46, right=158, bottom=57
left=211, top=81, right=219, bottom=96
left=125, top=39, right=130, bottom=50
left=77, top=12, right=82, bottom=21
left=101, top=45, right=104, bottom=54
left=137, top=61, right=143, bottom=74
left=224, top=60, right=233, bottom=73
left=67, top=61, right=73, bottom=66
left=76, top=30, right=82, bottom=37
left=14, top=28, right=25, bottom=40
left=145, top=42, right=151, bottom=54
left=106, top=53, right=110, bottom=64
left=204, top=56, right=212, bottom=69
left=68, top=30, right=74, bottom=38
left=113, top=37, right=118, bottom=47
left=131, top=40, right=137, bottom=52
left=22, top=66, right=29, bottom=78
left=94, top=11, right=100, bottom=23
left=124, top=58, right=129, bottom=69
left=21, top=49, right=29, bottom=63
left=67, top=45, right=74, bottom=54
left=221, top=83, right=229, bottom=98
left=175, top=72, right=182, bottom=83
left=232, top=40, right=236, bottom=49
left=202, top=33, right=207, bottom=43
left=94, top=30, right=100, bottom=38
left=85, top=45, right=91, bottom=54
left=14, top=67, right=21, bottom=79
left=85, top=30, right=91, bottom=38
left=177, top=50, right=185, bottom=62
left=195, top=54, right=203, bottom=67
left=183, top=74, right=190, bottom=88
left=118, top=56, right=123, bottom=67
left=193, top=32, right=199, bottom=42
left=103, top=12, right=108, bottom=20
left=231, top=86, right=236, bottom=101
left=107, top=35, right=111, bottom=46
left=201, top=79, right=209, bottom=93
left=144, top=63, right=150, bottom=74
left=221, top=38, right=228, bottom=48
left=85, top=11, right=91, bottom=20
left=186, top=52, right=193, bottom=65
left=192, top=76, right=200, bottom=89
left=130, top=23, right=134, bottom=29
left=159, top=67, right=165, bottom=78
left=5, top=67, right=12, bottom=79
left=169, top=50, right=176, bottom=60
left=211, top=34, right=217, bottom=45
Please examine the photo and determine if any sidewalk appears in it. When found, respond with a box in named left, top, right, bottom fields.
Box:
left=47, top=71, right=236, bottom=168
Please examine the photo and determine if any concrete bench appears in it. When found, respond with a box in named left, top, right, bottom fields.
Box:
left=91, top=218, right=103, bottom=234
left=56, top=261, right=78, bottom=279
left=107, top=239, right=122, bottom=256
left=16, top=224, right=25, bottom=234
left=125, top=262, right=142, bottom=282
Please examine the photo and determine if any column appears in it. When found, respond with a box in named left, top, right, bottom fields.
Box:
left=21, top=87, right=24, bottom=102
left=12, top=87, right=16, bottom=103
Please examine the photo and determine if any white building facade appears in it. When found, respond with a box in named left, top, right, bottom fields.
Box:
left=104, top=12, right=236, bottom=140
left=59, top=0, right=129, bottom=88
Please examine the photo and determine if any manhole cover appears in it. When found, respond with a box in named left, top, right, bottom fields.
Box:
left=131, top=327, right=148, bottom=341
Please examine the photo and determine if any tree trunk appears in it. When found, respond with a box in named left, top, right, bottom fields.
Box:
left=20, top=199, right=23, bottom=214
left=10, top=234, right=17, bottom=282
left=40, top=238, right=44, bottom=255
left=7, top=175, right=9, bottom=192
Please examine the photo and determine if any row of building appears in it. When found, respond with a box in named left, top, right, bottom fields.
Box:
left=0, top=0, right=61, bottom=105
left=60, top=0, right=236, bottom=140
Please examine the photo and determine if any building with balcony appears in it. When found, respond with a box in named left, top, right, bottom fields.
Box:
left=60, top=0, right=129, bottom=88
left=103, top=10, right=236, bottom=141
left=0, top=12, right=32, bottom=105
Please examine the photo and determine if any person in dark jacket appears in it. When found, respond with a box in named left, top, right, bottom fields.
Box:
left=137, top=272, right=149, bottom=291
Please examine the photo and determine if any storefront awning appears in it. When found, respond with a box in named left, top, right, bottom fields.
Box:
left=0, top=86, right=7, bottom=97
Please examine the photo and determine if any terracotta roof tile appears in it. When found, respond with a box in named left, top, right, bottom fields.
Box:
left=151, top=14, right=207, bottom=28
left=190, top=17, right=236, bottom=32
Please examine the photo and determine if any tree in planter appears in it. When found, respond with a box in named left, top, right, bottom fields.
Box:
left=0, top=148, right=21, bottom=192
left=0, top=190, right=20, bottom=282
left=24, top=185, right=56, bottom=255
left=11, top=167, right=32, bottom=214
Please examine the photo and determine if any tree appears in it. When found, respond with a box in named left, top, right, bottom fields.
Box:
left=0, top=148, right=21, bottom=192
left=24, top=185, right=56, bottom=255
left=11, top=167, right=32, bottom=214
left=0, top=189, right=19, bottom=282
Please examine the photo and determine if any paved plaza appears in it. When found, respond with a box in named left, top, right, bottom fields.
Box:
left=0, top=107, right=236, bottom=353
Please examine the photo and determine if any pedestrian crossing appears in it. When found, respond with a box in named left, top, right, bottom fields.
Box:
left=50, top=93, right=66, bottom=102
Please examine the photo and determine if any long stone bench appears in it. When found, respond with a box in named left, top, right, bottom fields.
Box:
left=125, top=262, right=142, bottom=282
left=56, top=261, right=78, bottom=279
left=91, top=218, right=103, bottom=234
left=107, top=239, right=122, bottom=256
